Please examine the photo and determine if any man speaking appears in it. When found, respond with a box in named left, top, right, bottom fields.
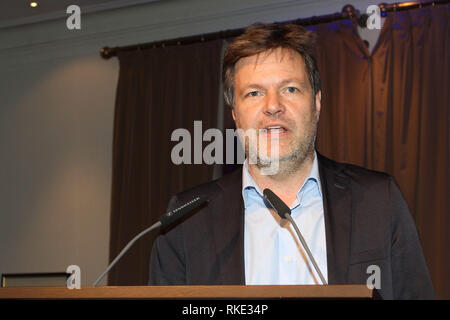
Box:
left=148, top=23, right=435, bottom=300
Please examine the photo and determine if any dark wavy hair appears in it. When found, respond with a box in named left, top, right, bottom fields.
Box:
left=222, top=23, right=322, bottom=108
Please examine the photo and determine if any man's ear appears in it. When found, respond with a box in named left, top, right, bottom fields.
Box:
left=315, top=90, right=322, bottom=119
left=231, top=107, right=236, bottom=121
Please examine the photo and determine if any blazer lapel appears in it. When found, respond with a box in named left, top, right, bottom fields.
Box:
left=210, top=168, right=246, bottom=284
left=318, top=154, right=352, bottom=284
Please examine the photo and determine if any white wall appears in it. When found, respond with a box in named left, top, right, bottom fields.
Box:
left=0, top=52, right=118, bottom=286
left=0, top=0, right=392, bottom=286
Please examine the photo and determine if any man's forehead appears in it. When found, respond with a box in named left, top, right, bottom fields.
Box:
left=235, top=47, right=305, bottom=71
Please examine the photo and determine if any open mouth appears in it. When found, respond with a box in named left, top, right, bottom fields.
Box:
left=260, top=125, right=288, bottom=134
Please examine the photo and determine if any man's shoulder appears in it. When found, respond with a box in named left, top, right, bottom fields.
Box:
left=167, top=167, right=242, bottom=207
left=317, top=153, right=393, bottom=186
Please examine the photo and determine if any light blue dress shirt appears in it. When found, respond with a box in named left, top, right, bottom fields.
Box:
left=242, top=152, right=328, bottom=285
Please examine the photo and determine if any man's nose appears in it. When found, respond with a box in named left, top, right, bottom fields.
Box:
left=263, top=90, right=285, bottom=117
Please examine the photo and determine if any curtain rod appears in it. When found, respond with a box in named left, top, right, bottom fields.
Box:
left=100, top=0, right=447, bottom=59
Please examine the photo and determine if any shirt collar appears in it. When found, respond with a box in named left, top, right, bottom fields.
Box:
left=242, top=151, right=322, bottom=208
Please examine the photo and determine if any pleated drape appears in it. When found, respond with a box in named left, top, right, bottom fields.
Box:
left=314, top=6, right=449, bottom=299
left=109, top=40, right=223, bottom=285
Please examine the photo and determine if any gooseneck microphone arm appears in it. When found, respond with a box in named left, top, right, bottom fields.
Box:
left=263, top=188, right=328, bottom=285
left=92, top=195, right=208, bottom=286
left=283, top=213, right=328, bottom=285
left=92, top=221, right=161, bottom=286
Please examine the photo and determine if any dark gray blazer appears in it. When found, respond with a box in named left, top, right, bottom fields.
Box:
left=149, top=153, right=435, bottom=299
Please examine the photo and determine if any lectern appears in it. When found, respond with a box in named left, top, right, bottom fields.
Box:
left=0, top=285, right=378, bottom=299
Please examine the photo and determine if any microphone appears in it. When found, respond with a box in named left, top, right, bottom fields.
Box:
left=92, top=195, right=208, bottom=286
left=263, top=188, right=327, bottom=285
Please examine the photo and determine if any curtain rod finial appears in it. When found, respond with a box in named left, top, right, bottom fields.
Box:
left=100, top=47, right=113, bottom=59
left=341, top=4, right=357, bottom=18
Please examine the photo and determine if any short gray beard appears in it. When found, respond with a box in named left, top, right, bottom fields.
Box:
left=255, top=129, right=316, bottom=178
left=255, top=105, right=319, bottom=178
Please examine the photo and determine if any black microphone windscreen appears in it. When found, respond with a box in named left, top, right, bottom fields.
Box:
left=160, top=195, right=208, bottom=227
left=263, top=188, right=291, bottom=219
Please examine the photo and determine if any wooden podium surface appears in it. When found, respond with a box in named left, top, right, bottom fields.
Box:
left=0, top=285, right=377, bottom=299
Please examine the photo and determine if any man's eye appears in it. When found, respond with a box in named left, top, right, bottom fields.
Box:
left=286, top=87, right=298, bottom=93
left=246, top=91, right=260, bottom=97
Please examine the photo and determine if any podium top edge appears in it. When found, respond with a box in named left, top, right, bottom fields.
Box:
left=0, top=284, right=377, bottom=300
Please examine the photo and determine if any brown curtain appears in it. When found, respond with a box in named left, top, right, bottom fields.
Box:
left=108, top=40, right=224, bottom=285
left=314, top=6, right=449, bottom=299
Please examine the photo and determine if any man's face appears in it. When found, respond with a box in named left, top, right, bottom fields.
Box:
left=232, top=47, right=321, bottom=166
